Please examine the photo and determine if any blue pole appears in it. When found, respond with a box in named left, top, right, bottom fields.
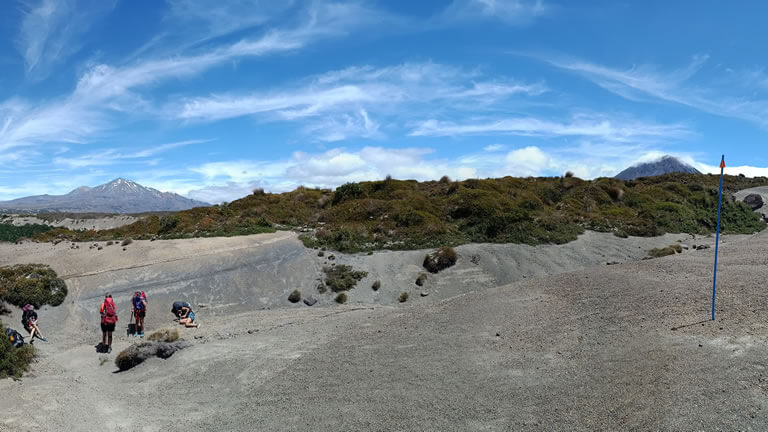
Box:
left=712, top=155, right=725, bottom=321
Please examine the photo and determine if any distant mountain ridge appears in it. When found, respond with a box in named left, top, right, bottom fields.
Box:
left=0, top=178, right=209, bottom=213
left=615, top=156, right=701, bottom=180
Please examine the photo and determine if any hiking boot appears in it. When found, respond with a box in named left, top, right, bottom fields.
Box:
left=139, top=332, right=144, bottom=338
left=39, top=337, right=47, bottom=342
left=133, top=332, right=139, bottom=337
left=107, top=346, right=112, bottom=354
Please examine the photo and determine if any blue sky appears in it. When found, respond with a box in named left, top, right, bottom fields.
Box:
left=2, top=0, right=768, bottom=203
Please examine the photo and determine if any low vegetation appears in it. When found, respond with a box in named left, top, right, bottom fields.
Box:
left=399, top=292, right=409, bottom=303
left=371, top=280, right=381, bottom=291
left=0, top=264, right=67, bottom=308
left=0, top=323, right=36, bottom=379
left=648, top=244, right=684, bottom=258
left=31, top=174, right=768, bottom=252
left=423, top=247, right=458, bottom=273
left=335, top=293, right=348, bottom=304
left=0, top=223, right=54, bottom=243
left=288, top=289, right=301, bottom=303
left=147, top=328, right=180, bottom=343
left=415, top=273, right=427, bottom=286
left=322, top=265, right=368, bottom=292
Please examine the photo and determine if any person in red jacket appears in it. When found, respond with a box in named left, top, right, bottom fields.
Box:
left=99, top=294, right=118, bottom=353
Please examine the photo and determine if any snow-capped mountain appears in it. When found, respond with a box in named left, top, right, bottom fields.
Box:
left=0, top=178, right=209, bottom=213
left=615, top=156, right=701, bottom=180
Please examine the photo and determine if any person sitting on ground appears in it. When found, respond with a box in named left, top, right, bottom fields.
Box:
left=21, top=304, right=47, bottom=343
left=171, top=301, right=198, bottom=328
left=99, top=294, right=118, bottom=353
left=131, top=290, right=148, bottom=338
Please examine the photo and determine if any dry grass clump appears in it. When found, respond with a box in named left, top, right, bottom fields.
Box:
left=647, top=244, right=683, bottom=258
left=288, top=289, right=301, bottom=303
left=323, top=265, right=368, bottom=292
left=423, top=247, right=458, bottom=273
left=335, top=292, right=348, bottom=304
left=415, top=273, right=427, bottom=286
left=147, top=328, right=180, bottom=343
left=399, top=292, right=409, bottom=303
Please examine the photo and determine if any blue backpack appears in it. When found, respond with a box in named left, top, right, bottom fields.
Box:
left=5, top=328, right=24, bottom=348
left=133, top=292, right=147, bottom=311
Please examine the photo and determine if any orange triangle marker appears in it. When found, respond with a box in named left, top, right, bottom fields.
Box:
left=720, top=159, right=726, bottom=169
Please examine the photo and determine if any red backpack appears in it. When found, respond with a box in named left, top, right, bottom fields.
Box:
left=102, top=299, right=118, bottom=324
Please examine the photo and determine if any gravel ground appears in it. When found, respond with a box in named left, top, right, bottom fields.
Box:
left=0, top=229, right=765, bottom=431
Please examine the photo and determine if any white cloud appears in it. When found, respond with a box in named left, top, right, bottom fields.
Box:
left=16, top=0, right=115, bottom=79
left=174, top=62, right=546, bottom=142
left=545, top=55, right=768, bottom=128
left=483, top=144, right=505, bottom=152
left=441, top=0, right=550, bottom=25
left=51, top=139, right=210, bottom=168
left=410, top=114, right=691, bottom=142
left=0, top=2, right=392, bottom=153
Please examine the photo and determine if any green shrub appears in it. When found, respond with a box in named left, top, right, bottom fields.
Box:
left=423, top=247, right=458, bottom=273
left=323, top=265, right=368, bottom=292
left=0, top=223, right=54, bottom=243
left=335, top=292, right=348, bottom=304
left=399, top=292, right=409, bottom=303
left=0, top=264, right=67, bottom=308
left=288, top=290, right=301, bottom=303
left=372, top=280, right=381, bottom=291
left=147, top=328, right=180, bottom=343
left=0, top=323, right=36, bottom=379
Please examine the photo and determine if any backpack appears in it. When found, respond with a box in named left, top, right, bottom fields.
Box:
left=102, top=299, right=118, bottom=324
left=5, top=328, right=24, bottom=348
left=133, top=291, right=147, bottom=311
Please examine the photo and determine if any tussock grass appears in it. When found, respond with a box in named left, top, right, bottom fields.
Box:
left=647, top=244, right=683, bottom=258
left=288, top=290, right=301, bottom=303
left=371, top=280, right=381, bottom=291
left=335, top=293, right=348, bottom=304
left=323, top=265, right=368, bottom=292
left=147, top=328, right=180, bottom=343
left=423, top=247, right=458, bottom=273
left=399, top=292, right=409, bottom=303
left=415, top=273, right=427, bottom=286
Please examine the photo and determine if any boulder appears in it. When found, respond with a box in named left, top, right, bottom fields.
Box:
left=303, top=296, right=317, bottom=306
left=744, top=193, right=764, bottom=210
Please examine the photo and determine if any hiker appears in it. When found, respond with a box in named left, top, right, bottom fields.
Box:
left=131, top=290, right=148, bottom=337
left=21, top=304, right=47, bottom=343
left=171, top=301, right=198, bottom=328
left=100, top=294, right=118, bottom=353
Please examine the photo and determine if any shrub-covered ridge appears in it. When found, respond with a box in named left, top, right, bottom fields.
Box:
left=34, top=174, right=768, bottom=252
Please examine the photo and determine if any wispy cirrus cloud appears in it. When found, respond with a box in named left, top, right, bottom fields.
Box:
left=16, top=0, right=116, bottom=79
left=410, top=114, right=691, bottom=142
left=175, top=62, right=546, bottom=141
left=1, top=1, right=390, bottom=153
left=52, top=139, right=211, bottom=168
left=440, top=0, right=550, bottom=25
left=544, top=55, right=768, bottom=128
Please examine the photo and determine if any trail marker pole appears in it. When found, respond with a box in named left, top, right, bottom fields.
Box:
left=712, top=155, right=725, bottom=321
